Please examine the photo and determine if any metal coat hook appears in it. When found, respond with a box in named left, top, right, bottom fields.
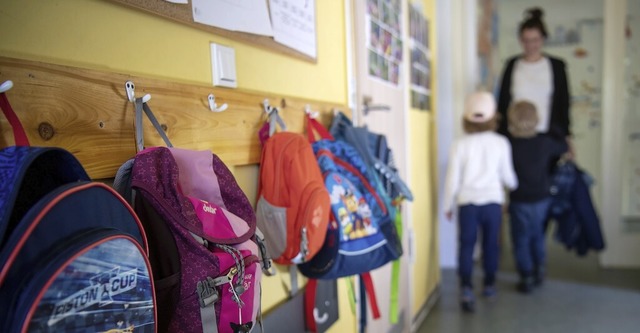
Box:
left=263, top=99, right=286, bottom=134
left=263, top=99, right=277, bottom=115
left=0, top=80, right=14, bottom=93
left=304, top=104, right=319, bottom=119
left=208, top=94, right=228, bottom=112
left=125, top=80, right=151, bottom=103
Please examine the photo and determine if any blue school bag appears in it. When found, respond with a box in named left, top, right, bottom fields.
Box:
left=298, top=115, right=402, bottom=279
left=0, top=88, right=156, bottom=332
left=329, top=111, right=413, bottom=202
left=298, top=115, right=402, bottom=333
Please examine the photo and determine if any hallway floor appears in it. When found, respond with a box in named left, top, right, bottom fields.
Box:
left=417, top=233, right=640, bottom=333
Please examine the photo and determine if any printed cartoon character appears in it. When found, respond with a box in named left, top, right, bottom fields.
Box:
left=341, top=190, right=366, bottom=240
left=352, top=218, right=367, bottom=239
left=338, top=207, right=352, bottom=240
left=342, top=190, right=359, bottom=214
left=358, top=198, right=372, bottom=228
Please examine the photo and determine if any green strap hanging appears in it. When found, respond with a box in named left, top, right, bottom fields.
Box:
left=346, top=276, right=357, bottom=315
left=389, top=206, right=404, bottom=324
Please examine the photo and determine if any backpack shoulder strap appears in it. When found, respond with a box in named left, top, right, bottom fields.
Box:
left=0, top=90, right=29, bottom=147
left=134, top=98, right=173, bottom=152
left=304, top=278, right=319, bottom=332
left=306, top=115, right=334, bottom=143
left=358, top=272, right=381, bottom=333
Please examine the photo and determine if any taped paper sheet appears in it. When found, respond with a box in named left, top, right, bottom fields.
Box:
left=269, top=0, right=317, bottom=58
left=192, top=0, right=273, bottom=36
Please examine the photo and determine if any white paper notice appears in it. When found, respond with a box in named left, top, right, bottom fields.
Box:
left=269, top=0, right=317, bottom=58
left=164, top=0, right=188, bottom=4
left=192, top=0, right=273, bottom=36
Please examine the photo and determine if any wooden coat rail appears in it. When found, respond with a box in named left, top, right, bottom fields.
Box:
left=0, top=57, right=345, bottom=179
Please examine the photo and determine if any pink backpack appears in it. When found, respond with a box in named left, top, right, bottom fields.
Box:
left=114, top=97, right=268, bottom=333
left=125, top=147, right=262, bottom=333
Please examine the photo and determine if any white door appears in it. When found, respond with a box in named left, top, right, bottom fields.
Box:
left=351, top=1, right=411, bottom=332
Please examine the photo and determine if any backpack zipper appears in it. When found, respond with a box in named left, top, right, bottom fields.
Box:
left=196, top=255, right=258, bottom=331
left=196, top=255, right=259, bottom=308
left=291, top=183, right=326, bottom=263
left=272, top=135, right=316, bottom=262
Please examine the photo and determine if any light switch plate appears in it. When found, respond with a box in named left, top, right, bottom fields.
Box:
left=211, top=43, right=237, bottom=88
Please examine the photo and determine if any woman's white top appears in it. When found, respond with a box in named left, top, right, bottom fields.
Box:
left=511, top=57, right=553, bottom=133
left=443, top=132, right=518, bottom=212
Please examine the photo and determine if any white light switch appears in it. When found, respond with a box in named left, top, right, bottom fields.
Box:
left=211, top=43, right=237, bottom=88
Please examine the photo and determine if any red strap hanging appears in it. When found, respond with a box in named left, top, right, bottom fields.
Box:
left=361, top=272, right=381, bottom=319
left=0, top=92, right=30, bottom=147
left=305, top=278, right=319, bottom=332
left=306, top=114, right=334, bottom=143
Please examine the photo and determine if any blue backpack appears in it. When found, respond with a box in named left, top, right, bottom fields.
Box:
left=298, top=116, right=402, bottom=333
left=0, top=90, right=156, bottom=332
left=329, top=111, right=413, bottom=202
left=298, top=116, right=402, bottom=279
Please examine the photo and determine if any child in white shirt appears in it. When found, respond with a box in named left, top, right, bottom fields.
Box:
left=443, top=91, right=518, bottom=312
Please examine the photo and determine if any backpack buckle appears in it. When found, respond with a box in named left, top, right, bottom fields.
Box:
left=255, top=228, right=276, bottom=276
left=300, top=227, right=310, bottom=259
left=197, top=277, right=219, bottom=308
left=290, top=228, right=309, bottom=265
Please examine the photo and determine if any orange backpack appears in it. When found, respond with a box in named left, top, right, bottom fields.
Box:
left=256, top=131, right=331, bottom=265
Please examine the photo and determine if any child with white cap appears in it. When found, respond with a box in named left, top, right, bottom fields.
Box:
left=443, top=91, right=518, bottom=312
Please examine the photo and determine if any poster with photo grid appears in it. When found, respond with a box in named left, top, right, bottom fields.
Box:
left=409, top=3, right=431, bottom=111
left=367, top=0, right=403, bottom=86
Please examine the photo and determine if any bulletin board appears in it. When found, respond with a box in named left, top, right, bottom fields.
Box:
left=107, top=0, right=317, bottom=63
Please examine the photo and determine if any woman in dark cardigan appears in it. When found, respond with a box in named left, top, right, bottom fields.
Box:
left=497, top=7, right=575, bottom=292
left=496, top=8, right=573, bottom=146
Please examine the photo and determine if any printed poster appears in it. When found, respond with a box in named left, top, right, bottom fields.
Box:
left=409, top=3, right=431, bottom=111
left=367, top=0, right=403, bottom=86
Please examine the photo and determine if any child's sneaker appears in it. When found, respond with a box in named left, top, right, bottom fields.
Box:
left=533, top=266, right=545, bottom=287
left=460, top=287, right=475, bottom=313
left=482, top=285, right=497, bottom=299
left=517, top=276, right=534, bottom=294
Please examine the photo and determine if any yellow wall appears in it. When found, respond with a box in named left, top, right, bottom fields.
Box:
left=409, top=0, right=440, bottom=319
left=0, top=0, right=440, bottom=329
left=0, top=0, right=347, bottom=104
left=0, top=0, right=354, bottom=332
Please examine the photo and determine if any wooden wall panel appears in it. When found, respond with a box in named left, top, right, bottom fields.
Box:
left=0, top=57, right=345, bottom=178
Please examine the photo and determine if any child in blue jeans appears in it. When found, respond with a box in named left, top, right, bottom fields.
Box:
left=444, top=92, right=518, bottom=312
left=507, top=100, right=569, bottom=293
